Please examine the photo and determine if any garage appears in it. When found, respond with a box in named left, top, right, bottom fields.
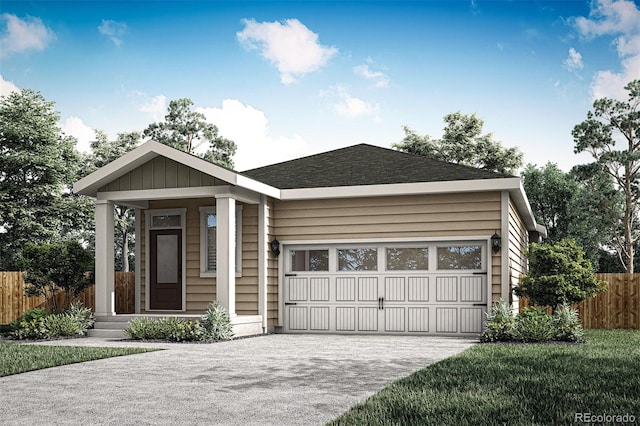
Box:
left=283, top=242, right=488, bottom=335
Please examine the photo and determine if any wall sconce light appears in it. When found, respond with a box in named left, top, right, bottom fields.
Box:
left=270, top=238, right=280, bottom=256
left=491, top=232, right=502, bottom=254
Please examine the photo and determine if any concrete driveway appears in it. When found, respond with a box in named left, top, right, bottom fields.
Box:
left=0, top=334, right=475, bottom=425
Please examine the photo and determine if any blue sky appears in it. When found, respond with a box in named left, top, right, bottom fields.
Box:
left=1, top=1, right=639, bottom=171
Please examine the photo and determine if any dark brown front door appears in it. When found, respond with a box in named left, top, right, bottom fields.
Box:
left=150, top=229, right=182, bottom=310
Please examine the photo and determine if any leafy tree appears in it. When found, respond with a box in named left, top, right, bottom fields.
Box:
left=572, top=80, right=640, bottom=273
left=88, top=130, right=141, bottom=271
left=522, top=163, right=621, bottom=270
left=393, top=112, right=523, bottom=174
left=514, top=239, right=606, bottom=310
left=0, top=89, right=89, bottom=270
left=16, top=241, right=94, bottom=312
left=143, top=98, right=237, bottom=168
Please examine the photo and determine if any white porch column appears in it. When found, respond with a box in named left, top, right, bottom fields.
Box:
left=258, top=195, right=268, bottom=331
left=95, top=199, right=115, bottom=316
left=215, top=194, right=236, bottom=317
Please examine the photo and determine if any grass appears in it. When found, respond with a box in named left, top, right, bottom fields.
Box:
left=328, top=330, right=640, bottom=425
left=0, top=341, right=157, bottom=377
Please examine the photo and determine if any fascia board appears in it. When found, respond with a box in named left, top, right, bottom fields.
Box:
left=279, top=178, right=523, bottom=200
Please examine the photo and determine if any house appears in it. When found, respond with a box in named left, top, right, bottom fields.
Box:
left=73, top=141, right=545, bottom=337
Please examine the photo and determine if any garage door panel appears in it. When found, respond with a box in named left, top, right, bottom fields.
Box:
left=436, top=277, right=458, bottom=302
left=385, top=307, right=405, bottom=332
left=358, top=307, right=378, bottom=331
left=310, top=307, right=330, bottom=330
left=436, top=307, right=458, bottom=333
left=358, top=277, right=378, bottom=301
left=460, top=276, right=484, bottom=302
left=288, top=278, right=308, bottom=301
left=408, top=307, right=429, bottom=332
left=336, top=278, right=356, bottom=301
left=461, top=308, right=483, bottom=333
left=288, top=306, right=308, bottom=330
left=408, top=277, right=429, bottom=301
left=336, top=307, right=356, bottom=331
left=310, top=278, right=330, bottom=301
left=385, top=277, right=406, bottom=301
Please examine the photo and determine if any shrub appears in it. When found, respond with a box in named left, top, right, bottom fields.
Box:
left=201, top=301, right=234, bottom=341
left=480, top=298, right=515, bottom=342
left=553, top=304, right=585, bottom=343
left=45, top=314, right=82, bottom=337
left=66, top=302, right=94, bottom=334
left=124, top=317, right=164, bottom=340
left=512, top=307, right=555, bottom=343
left=10, top=308, right=50, bottom=340
left=125, top=317, right=208, bottom=342
left=169, top=319, right=207, bottom=342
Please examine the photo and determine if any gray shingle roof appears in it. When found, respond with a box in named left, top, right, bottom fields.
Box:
left=241, top=144, right=513, bottom=189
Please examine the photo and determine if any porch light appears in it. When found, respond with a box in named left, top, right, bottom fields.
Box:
left=491, top=232, right=501, bottom=254
left=270, top=238, right=281, bottom=256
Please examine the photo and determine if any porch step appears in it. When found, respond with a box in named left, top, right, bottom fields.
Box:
left=88, top=316, right=130, bottom=339
left=87, top=328, right=128, bottom=339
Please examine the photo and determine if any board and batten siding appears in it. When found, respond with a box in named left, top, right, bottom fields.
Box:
left=508, top=197, right=528, bottom=306
left=272, top=192, right=504, bottom=301
left=99, top=156, right=225, bottom=192
left=140, top=198, right=259, bottom=315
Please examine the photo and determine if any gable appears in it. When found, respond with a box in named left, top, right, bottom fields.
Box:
left=99, top=156, right=226, bottom=192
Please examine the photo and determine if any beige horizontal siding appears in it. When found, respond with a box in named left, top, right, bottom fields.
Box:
left=508, top=197, right=528, bottom=304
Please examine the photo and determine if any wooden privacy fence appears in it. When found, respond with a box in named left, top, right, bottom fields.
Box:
left=519, top=273, right=640, bottom=329
left=0, top=271, right=135, bottom=324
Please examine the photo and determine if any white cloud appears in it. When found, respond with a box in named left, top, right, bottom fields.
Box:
left=197, top=99, right=313, bottom=170
left=0, top=74, right=19, bottom=97
left=0, top=13, right=55, bottom=57
left=327, top=86, right=380, bottom=119
left=563, top=47, right=584, bottom=71
left=354, top=64, right=389, bottom=88
left=571, top=0, right=640, bottom=100
left=237, top=18, right=338, bottom=84
left=98, top=19, right=127, bottom=46
left=139, top=95, right=167, bottom=121
left=61, top=116, right=94, bottom=154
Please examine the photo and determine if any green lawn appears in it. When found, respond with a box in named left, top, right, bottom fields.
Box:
left=0, top=341, right=157, bottom=377
left=329, top=330, right=640, bottom=425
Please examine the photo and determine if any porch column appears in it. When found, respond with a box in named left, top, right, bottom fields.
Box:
left=95, top=199, right=115, bottom=316
left=215, top=194, right=236, bottom=317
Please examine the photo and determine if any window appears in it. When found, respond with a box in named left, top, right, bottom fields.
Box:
left=200, top=205, right=243, bottom=277
left=386, top=247, right=429, bottom=270
left=338, top=248, right=378, bottom=271
left=437, top=245, right=482, bottom=270
left=291, top=250, right=329, bottom=271
left=150, top=214, right=181, bottom=229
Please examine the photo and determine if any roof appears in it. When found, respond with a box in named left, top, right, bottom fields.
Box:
left=242, top=144, right=513, bottom=189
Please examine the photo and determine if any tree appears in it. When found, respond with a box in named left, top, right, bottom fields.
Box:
left=0, top=90, right=89, bottom=270
left=522, top=163, right=621, bottom=270
left=514, top=239, right=606, bottom=309
left=572, top=80, right=640, bottom=273
left=393, top=112, right=523, bottom=174
left=88, top=130, right=141, bottom=271
left=143, top=98, right=237, bottom=168
left=17, top=241, right=94, bottom=312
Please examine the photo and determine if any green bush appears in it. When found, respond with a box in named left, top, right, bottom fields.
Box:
left=553, top=304, right=585, bottom=342
left=480, top=298, right=515, bottom=342
left=66, top=302, right=94, bottom=334
left=45, top=314, right=82, bottom=337
left=124, top=302, right=234, bottom=342
left=512, top=307, right=555, bottom=343
left=201, top=301, right=234, bottom=341
left=10, top=308, right=50, bottom=340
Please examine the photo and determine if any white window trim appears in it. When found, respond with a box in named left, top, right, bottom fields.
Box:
left=144, top=208, right=187, bottom=312
left=199, top=205, right=243, bottom=278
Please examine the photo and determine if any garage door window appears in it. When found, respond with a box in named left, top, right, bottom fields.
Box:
left=291, top=250, right=329, bottom=271
left=338, top=248, right=377, bottom=271
left=437, top=245, right=482, bottom=270
left=386, top=247, right=429, bottom=270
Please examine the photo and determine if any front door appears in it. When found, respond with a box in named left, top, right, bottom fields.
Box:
left=150, top=229, right=182, bottom=310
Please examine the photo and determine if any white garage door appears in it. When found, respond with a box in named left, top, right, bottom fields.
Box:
left=283, top=242, right=488, bottom=335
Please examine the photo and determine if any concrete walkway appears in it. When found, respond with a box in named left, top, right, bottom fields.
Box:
left=0, top=334, right=475, bottom=425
